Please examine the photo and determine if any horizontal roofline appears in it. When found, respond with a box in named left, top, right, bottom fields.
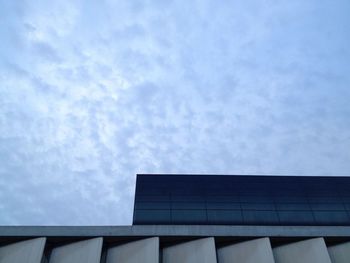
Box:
left=137, top=174, right=350, bottom=178
left=2, top=225, right=350, bottom=237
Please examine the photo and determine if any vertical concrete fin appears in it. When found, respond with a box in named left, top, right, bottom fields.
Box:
left=217, top=237, right=275, bottom=263
left=328, top=241, right=350, bottom=263
left=273, top=237, right=332, bottom=263
left=106, top=237, right=159, bottom=263
left=49, top=237, right=103, bottom=263
left=162, top=237, right=217, bottom=263
left=0, top=237, right=46, bottom=263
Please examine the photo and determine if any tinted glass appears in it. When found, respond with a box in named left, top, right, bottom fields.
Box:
left=133, top=174, right=350, bottom=226
left=134, top=209, right=171, bottom=223
left=278, top=211, right=314, bottom=224
left=206, top=202, right=241, bottom=210
left=242, top=210, right=279, bottom=224
left=171, top=210, right=207, bottom=223
left=207, top=210, right=243, bottom=224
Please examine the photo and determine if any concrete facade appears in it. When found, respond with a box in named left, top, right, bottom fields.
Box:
left=162, top=237, right=217, bottom=263
left=273, top=238, right=332, bottom=263
left=0, top=237, right=46, bottom=263
left=2, top=225, right=350, bottom=237
left=0, top=231, right=349, bottom=263
left=217, top=237, right=275, bottom=263
left=106, top=237, right=159, bottom=263
left=49, top=237, right=102, bottom=263
left=328, top=241, right=350, bottom=263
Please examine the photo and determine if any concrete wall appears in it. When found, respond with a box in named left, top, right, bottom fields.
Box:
left=106, top=237, right=158, bottom=263
left=328, top=241, right=350, bottom=263
left=217, top=237, right=275, bottom=263
left=2, top=226, right=350, bottom=238
left=2, top=230, right=350, bottom=263
left=163, top=237, right=217, bottom=263
left=49, top=237, right=102, bottom=263
left=0, top=237, right=46, bottom=263
left=273, top=238, right=332, bottom=263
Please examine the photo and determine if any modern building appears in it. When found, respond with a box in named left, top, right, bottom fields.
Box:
left=1, top=174, right=350, bottom=263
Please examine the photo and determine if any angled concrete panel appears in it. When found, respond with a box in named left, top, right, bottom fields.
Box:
left=328, top=241, right=350, bottom=263
left=162, top=237, right=217, bottom=263
left=217, top=237, right=275, bottom=263
left=0, top=237, right=46, bottom=263
left=273, top=237, right=332, bottom=263
left=49, top=237, right=102, bottom=263
left=106, top=237, right=158, bottom=263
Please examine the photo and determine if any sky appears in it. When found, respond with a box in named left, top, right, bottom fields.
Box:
left=0, top=0, right=350, bottom=225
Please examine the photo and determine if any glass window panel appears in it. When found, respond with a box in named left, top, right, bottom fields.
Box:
left=308, top=197, right=342, bottom=203
left=171, top=195, right=204, bottom=201
left=206, top=195, right=240, bottom=202
left=341, top=197, right=350, bottom=202
left=207, top=188, right=236, bottom=195
left=206, top=202, right=241, bottom=210
left=275, top=203, right=311, bottom=211
left=171, top=188, right=206, bottom=195
left=207, top=210, right=243, bottom=224
left=133, top=209, right=171, bottom=223
left=242, top=210, right=279, bottom=224
left=313, top=211, right=350, bottom=224
left=310, top=203, right=345, bottom=211
left=134, top=202, right=170, bottom=209
left=171, top=202, right=206, bottom=209
left=241, top=203, right=275, bottom=210
left=240, top=195, right=274, bottom=203
left=171, top=210, right=207, bottom=224
left=278, top=211, right=314, bottom=224
left=275, top=196, right=308, bottom=203
left=136, top=195, right=170, bottom=202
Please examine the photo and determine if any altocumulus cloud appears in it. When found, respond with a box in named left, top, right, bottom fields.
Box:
left=0, top=0, right=350, bottom=225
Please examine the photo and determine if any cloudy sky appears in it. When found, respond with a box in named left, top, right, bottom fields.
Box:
left=0, top=0, right=350, bottom=225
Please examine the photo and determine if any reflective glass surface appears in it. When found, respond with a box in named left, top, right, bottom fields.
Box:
left=133, top=175, right=350, bottom=225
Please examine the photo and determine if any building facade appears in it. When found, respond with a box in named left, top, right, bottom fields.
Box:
left=1, top=174, right=350, bottom=263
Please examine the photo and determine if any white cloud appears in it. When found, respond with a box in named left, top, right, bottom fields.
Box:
left=0, top=0, right=350, bottom=225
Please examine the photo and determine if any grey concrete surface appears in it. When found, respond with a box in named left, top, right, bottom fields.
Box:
left=0, top=237, right=46, bottom=263
left=2, top=225, right=350, bottom=237
left=328, top=241, right=350, bottom=263
left=217, top=237, right=275, bottom=263
left=106, top=237, right=158, bottom=263
left=273, top=237, right=332, bottom=263
left=49, top=237, right=102, bottom=263
left=162, top=237, right=217, bottom=263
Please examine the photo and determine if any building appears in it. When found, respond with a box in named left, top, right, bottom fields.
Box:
left=1, top=174, right=350, bottom=263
